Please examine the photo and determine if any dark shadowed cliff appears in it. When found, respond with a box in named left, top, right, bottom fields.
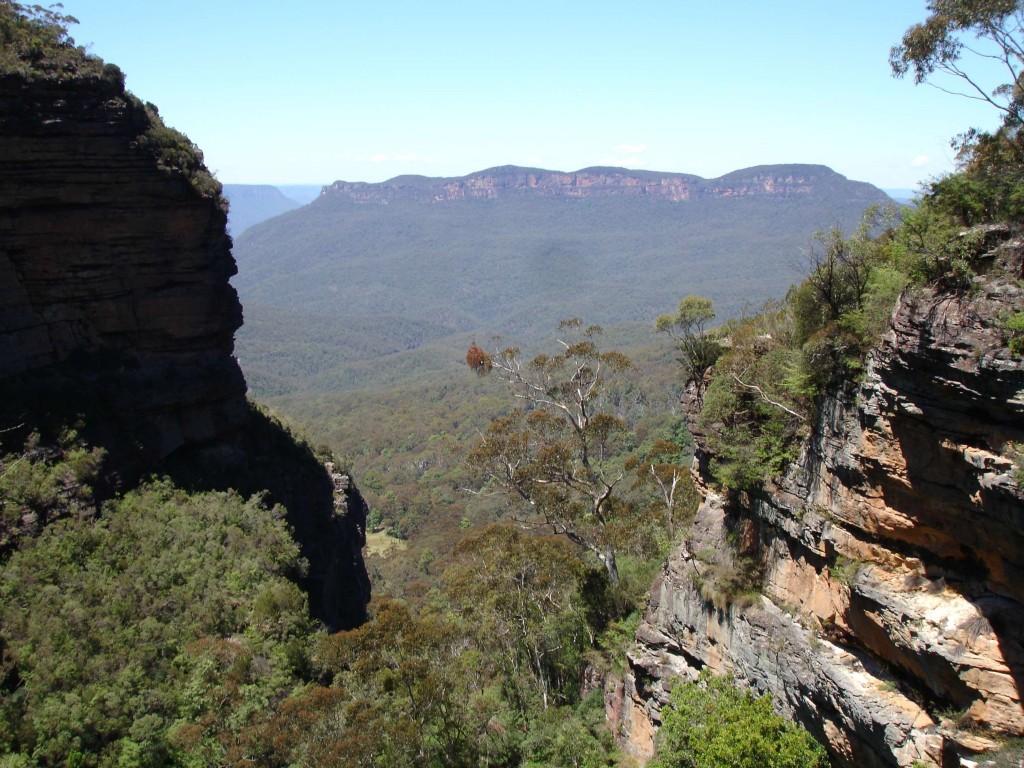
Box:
left=0, top=51, right=369, bottom=630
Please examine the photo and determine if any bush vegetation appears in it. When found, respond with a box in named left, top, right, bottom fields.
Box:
left=0, top=427, right=644, bottom=766
left=690, top=169, right=1021, bottom=491
left=7, top=2, right=1024, bottom=766
left=0, top=3, right=222, bottom=206
left=649, top=670, right=828, bottom=768
left=135, top=102, right=225, bottom=204
left=0, top=434, right=320, bottom=765
left=1003, top=311, right=1024, bottom=356
left=0, top=2, right=102, bottom=79
left=681, top=0, right=1024, bottom=493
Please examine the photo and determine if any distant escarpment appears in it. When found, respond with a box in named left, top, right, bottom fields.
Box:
left=222, top=183, right=301, bottom=235
left=324, top=163, right=879, bottom=205
left=612, top=234, right=1024, bottom=766
left=0, top=66, right=369, bottom=628
left=234, top=164, right=889, bottom=397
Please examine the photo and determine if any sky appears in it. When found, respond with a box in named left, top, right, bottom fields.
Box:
left=57, top=1, right=1008, bottom=191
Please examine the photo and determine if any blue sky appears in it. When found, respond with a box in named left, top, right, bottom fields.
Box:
left=60, top=1, right=1005, bottom=190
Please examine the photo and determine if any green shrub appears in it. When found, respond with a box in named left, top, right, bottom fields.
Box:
left=0, top=431, right=104, bottom=554
left=910, top=226, right=988, bottom=292
left=0, top=481, right=318, bottom=765
left=698, top=360, right=802, bottom=492
left=135, top=107, right=224, bottom=204
left=650, top=670, right=828, bottom=768
left=0, top=2, right=103, bottom=79
left=928, top=172, right=998, bottom=227
left=928, top=131, right=1024, bottom=226
left=1003, top=312, right=1024, bottom=356
left=521, top=692, right=620, bottom=768
left=840, top=266, right=906, bottom=344
left=831, top=555, right=862, bottom=587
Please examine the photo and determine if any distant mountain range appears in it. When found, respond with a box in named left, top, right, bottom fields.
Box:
left=322, top=163, right=882, bottom=204
left=223, top=184, right=302, bottom=235
left=230, top=164, right=892, bottom=396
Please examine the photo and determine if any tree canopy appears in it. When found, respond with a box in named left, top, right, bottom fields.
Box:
left=0, top=1, right=104, bottom=78
left=890, top=0, right=1024, bottom=126
left=467, top=319, right=636, bottom=586
left=650, top=670, right=828, bottom=768
left=655, top=295, right=721, bottom=403
left=892, top=1, right=1024, bottom=222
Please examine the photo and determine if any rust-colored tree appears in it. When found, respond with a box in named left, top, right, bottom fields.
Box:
left=465, top=341, right=492, bottom=376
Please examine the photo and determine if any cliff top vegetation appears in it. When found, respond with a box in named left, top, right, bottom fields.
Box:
left=0, top=2, right=222, bottom=204
left=0, top=1, right=104, bottom=79
left=667, top=3, right=1024, bottom=493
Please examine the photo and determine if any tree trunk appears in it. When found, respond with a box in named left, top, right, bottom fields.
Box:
left=602, top=547, right=620, bottom=587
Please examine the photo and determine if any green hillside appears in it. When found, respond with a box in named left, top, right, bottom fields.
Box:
left=233, top=165, right=890, bottom=397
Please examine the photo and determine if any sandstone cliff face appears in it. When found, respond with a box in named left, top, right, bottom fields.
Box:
left=0, top=71, right=246, bottom=465
left=324, top=164, right=881, bottom=205
left=0, top=69, right=370, bottom=630
left=613, top=236, right=1024, bottom=767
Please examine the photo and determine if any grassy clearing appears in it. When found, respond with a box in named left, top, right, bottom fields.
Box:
left=365, top=528, right=408, bottom=558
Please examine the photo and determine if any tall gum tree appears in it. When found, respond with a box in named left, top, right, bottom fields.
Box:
left=890, top=0, right=1024, bottom=130
left=466, top=319, right=635, bottom=586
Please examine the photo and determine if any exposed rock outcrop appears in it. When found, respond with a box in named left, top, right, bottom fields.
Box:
left=0, top=71, right=246, bottom=467
left=324, top=164, right=884, bottom=205
left=0, top=67, right=370, bottom=629
left=613, top=234, right=1024, bottom=766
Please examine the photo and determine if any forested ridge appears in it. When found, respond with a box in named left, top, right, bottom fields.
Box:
left=232, top=173, right=889, bottom=400
left=3, top=1, right=1024, bottom=766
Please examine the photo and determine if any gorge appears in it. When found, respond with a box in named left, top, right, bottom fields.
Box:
left=2, top=2, right=1024, bottom=766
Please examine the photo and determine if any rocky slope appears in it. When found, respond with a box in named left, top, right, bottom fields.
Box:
left=323, top=163, right=880, bottom=204
left=612, top=231, right=1024, bottom=766
left=0, top=66, right=369, bottom=629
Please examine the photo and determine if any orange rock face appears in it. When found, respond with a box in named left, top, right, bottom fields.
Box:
left=613, top=233, right=1024, bottom=767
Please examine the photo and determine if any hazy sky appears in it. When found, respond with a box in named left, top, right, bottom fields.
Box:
left=59, top=1, right=1005, bottom=190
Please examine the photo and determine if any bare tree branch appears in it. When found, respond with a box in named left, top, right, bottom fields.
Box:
left=731, top=374, right=806, bottom=422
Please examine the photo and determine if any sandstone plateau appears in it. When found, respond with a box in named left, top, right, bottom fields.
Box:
left=323, top=163, right=881, bottom=205
left=611, top=228, right=1024, bottom=767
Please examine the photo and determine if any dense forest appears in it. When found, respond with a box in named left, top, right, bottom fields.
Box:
left=3, top=1, right=1024, bottom=766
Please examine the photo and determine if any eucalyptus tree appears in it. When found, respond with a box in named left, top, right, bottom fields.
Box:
left=466, top=319, right=636, bottom=586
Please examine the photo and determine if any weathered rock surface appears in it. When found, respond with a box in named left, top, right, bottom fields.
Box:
left=612, top=235, right=1024, bottom=766
left=0, top=69, right=370, bottom=629
left=324, top=163, right=883, bottom=204
left=0, top=71, right=246, bottom=465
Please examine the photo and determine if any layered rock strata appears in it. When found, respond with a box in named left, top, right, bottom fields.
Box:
left=324, top=164, right=883, bottom=204
left=0, top=71, right=246, bottom=464
left=0, top=69, right=370, bottom=629
left=613, top=235, right=1024, bottom=766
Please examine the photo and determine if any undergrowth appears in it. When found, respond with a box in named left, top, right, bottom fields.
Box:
left=696, top=177, right=1022, bottom=492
